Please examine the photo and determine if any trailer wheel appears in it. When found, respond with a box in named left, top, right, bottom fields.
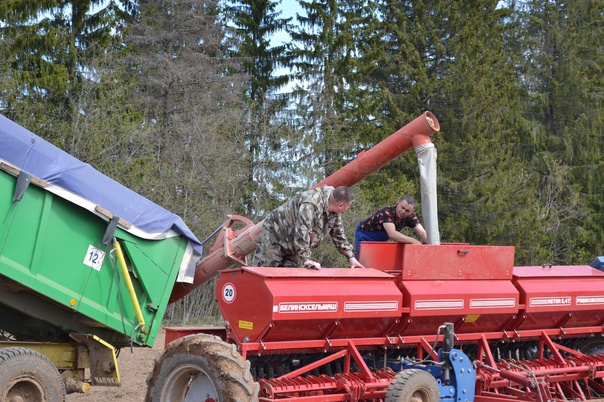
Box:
left=145, top=334, right=258, bottom=402
left=385, top=369, right=440, bottom=402
left=0, top=347, right=66, bottom=402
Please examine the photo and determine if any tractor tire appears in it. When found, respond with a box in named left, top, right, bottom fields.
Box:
left=145, top=334, right=259, bottom=402
left=385, top=369, right=440, bottom=402
left=0, top=347, right=66, bottom=402
left=579, top=339, right=604, bottom=356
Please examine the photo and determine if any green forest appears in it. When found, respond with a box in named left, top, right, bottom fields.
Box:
left=1, top=0, right=602, bottom=321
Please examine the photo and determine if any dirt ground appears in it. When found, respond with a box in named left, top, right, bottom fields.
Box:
left=66, top=329, right=166, bottom=402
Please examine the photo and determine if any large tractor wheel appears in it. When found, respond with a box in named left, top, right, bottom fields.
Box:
left=0, top=347, right=66, bottom=402
left=145, top=334, right=258, bottom=402
left=385, top=369, right=440, bottom=402
left=579, top=339, right=604, bottom=356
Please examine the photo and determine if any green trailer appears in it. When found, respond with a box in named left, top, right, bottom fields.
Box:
left=0, top=115, right=201, bottom=400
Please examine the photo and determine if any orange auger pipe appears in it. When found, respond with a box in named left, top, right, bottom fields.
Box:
left=169, top=111, right=440, bottom=303
left=312, top=111, right=440, bottom=189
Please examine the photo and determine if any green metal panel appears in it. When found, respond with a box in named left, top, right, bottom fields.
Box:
left=0, top=166, right=186, bottom=347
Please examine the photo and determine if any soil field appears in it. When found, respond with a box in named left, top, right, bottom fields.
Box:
left=66, top=329, right=166, bottom=402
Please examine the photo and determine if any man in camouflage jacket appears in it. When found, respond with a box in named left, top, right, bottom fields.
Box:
left=252, top=185, right=364, bottom=270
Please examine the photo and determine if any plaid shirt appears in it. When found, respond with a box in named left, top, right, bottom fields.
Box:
left=358, top=205, right=419, bottom=232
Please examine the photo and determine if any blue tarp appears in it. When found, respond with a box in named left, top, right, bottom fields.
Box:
left=0, top=115, right=202, bottom=278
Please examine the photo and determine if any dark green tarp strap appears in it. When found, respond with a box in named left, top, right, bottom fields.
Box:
left=102, top=216, right=120, bottom=247
left=13, top=170, right=32, bottom=202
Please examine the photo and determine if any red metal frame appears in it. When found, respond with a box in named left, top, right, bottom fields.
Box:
left=257, top=342, right=396, bottom=401
left=164, top=322, right=604, bottom=401
left=474, top=331, right=604, bottom=402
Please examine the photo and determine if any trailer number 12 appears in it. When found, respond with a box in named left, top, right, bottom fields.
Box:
left=83, top=245, right=106, bottom=271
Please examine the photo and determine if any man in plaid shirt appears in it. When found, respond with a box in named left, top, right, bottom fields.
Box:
left=355, top=194, right=427, bottom=259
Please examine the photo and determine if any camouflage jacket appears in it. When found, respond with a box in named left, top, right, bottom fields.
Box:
left=263, top=186, right=354, bottom=262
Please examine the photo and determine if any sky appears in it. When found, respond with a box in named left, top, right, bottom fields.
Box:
left=272, top=0, right=303, bottom=46
left=278, top=0, right=303, bottom=20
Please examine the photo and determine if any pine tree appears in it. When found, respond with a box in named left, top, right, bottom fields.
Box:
left=347, top=0, right=554, bottom=264
left=128, top=0, right=250, bottom=226
left=128, top=0, right=251, bottom=321
left=287, top=0, right=360, bottom=184
left=0, top=0, right=150, bottom=202
left=0, top=0, right=134, bottom=142
left=225, top=0, right=290, bottom=102
left=223, top=0, right=293, bottom=217
left=347, top=0, right=454, bottom=217
left=515, top=0, right=604, bottom=263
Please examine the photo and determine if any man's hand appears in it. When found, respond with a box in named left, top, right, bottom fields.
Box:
left=348, top=257, right=365, bottom=269
left=303, top=260, right=322, bottom=270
